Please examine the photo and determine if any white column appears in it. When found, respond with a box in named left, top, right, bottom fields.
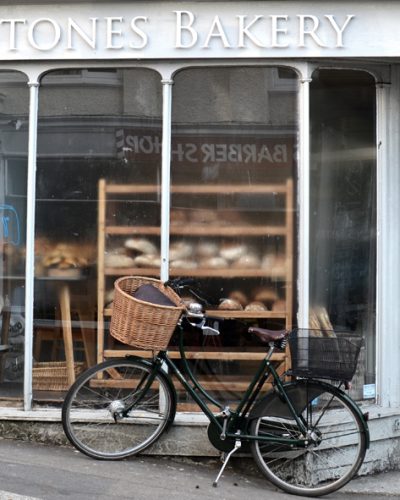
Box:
left=24, top=79, right=40, bottom=411
left=376, top=75, right=400, bottom=407
left=297, top=70, right=312, bottom=329
left=160, top=79, right=173, bottom=282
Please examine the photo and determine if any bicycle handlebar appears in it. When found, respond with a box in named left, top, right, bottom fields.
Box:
left=165, top=277, right=216, bottom=308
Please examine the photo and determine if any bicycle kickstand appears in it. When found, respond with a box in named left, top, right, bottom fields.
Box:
left=212, top=437, right=241, bottom=488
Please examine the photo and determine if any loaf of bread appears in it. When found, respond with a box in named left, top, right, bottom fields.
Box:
left=170, top=259, right=198, bottom=269
left=228, top=290, right=248, bottom=307
left=272, top=299, right=286, bottom=312
left=196, top=241, right=219, bottom=258
left=261, top=252, right=276, bottom=269
left=169, top=241, right=194, bottom=261
left=245, top=301, right=267, bottom=312
left=220, top=243, right=247, bottom=261
left=218, top=298, right=243, bottom=310
left=253, top=287, right=278, bottom=303
left=124, top=238, right=158, bottom=255
left=105, top=253, right=136, bottom=268
left=133, top=254, right=161, bottom=268
left=200, top=256, right=229, bottom=268
left=232, top=253, right=260, bottom=269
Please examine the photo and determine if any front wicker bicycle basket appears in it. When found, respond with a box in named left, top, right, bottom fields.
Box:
left=110, top=276, right=184, bottom=350
left=289, top=329, right=364, bottom=382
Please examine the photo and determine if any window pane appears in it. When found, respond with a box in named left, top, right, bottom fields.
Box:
left=35, top=68, right=161, bottom=398
left=0, top=71, right=29, bottom=399
left=310, top=69, right=376, bottom=400
left=171, top=67, right=298, bottom=405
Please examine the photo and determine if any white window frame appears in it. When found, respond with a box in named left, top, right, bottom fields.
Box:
left=6, top=59, right=391, bottom=410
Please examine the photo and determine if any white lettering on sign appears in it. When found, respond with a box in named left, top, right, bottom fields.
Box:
left=0, top=11, right=355, bottom=53
left=202, top=15, right=231, bottom=48
left=129, top=16, right=148, bottom=49
left=28, top=18, right=61, bottom=51
left=67, top=18, right=97, bottom=49
left=237, top=15, right=265, bottom=48
left=175, top=10, right=355, bottom=49
left=0, top=19, right=26, bottom=50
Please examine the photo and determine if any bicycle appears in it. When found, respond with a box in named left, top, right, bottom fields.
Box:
left=62, top=276, right=369, bottom=497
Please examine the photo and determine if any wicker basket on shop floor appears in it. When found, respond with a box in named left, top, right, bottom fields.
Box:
left=110, top=276, right=184, bottom=351
left=32, top=361, right=85, bottom=391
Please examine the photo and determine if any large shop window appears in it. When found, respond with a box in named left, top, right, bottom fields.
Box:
left=0, top=71, right=29, bottom=399
left=310, top=69, right=376, bottom=400
left=171, top=67, right=298, bottom=406
left=34, top=68, right=162, bottom=398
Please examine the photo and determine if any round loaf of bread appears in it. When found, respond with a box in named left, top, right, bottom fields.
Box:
left=133, top=254, right=160, bottom=268
left=245, top=301, right=267, bottom=312
left=232, top=253, right=260, bottom=269
left=170, top=259, right=198, bottom=269
left=169, top=241, right=194, bottom=261
left=105, top=253, right=136, bottom=268
left=196, top=241, right=219, bottom=258
left=220, top=243, right=247, bottom=261
left=200, top=256, right=229, bottom=269
left=228, top=290, right=248, bottom=307
left=218, top=298, right=243, bottom=311
left=124, top=238, right=158, bottom=255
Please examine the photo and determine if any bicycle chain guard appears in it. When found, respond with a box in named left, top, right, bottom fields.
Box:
left=207, top=417, right=251, bottom=453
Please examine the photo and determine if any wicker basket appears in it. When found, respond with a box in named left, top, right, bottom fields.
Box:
left=110, top=276, right=184, bottom=350
left=32, top=361, right=85, bottom=391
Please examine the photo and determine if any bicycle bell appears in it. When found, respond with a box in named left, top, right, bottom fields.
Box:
left=187, top=302, right=203, bottom=315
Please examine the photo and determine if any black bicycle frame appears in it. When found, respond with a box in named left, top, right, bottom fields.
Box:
left=150, top=324, right=309, bottom=447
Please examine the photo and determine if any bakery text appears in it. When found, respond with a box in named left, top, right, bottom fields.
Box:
left=0, top=12, right=355, bottom=51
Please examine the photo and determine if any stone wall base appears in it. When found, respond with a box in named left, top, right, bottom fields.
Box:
left=0, top=405, right=399, bottom=476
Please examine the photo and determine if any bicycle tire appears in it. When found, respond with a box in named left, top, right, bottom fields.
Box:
left=249, top=379, right=367, bottom=497
left=62, top=357, right=176, bottom=460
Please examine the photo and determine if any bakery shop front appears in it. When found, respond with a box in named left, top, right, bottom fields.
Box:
left=0, top=0, right=399, bottom=465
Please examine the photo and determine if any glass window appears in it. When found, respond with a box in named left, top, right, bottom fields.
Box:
left=34, top=68, right=162, bottom=398
left=0, top=71, right=29, bottom=399
left=171, top=67, right=299, bottom=405
left=310, top=69, right=376, bottom=400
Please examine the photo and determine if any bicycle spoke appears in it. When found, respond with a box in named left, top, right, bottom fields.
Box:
left=250, top=381, right=366, bottom=496
left=63, top=359, right=174, bottom=459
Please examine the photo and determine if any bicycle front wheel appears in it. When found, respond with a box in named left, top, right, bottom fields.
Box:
left=250, top=380, right=367, bottom=497
left=62, top=358, right=176, bottom=460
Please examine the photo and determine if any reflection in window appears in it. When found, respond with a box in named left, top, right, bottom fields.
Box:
left=35, top=68, right=162, bottom=399
left=0, top=71, right=29, bottom=399
left=171, top=67, right=299, bottom=406
left=310, top=69, right=376, bottom=400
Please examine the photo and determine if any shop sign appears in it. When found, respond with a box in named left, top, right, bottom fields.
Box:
left=0, top=2, right=397, bottom=60
left=116, top=129, right=294, bottom=168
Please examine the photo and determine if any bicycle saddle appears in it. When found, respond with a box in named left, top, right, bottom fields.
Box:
left=248, top=327, right=288, bottom=344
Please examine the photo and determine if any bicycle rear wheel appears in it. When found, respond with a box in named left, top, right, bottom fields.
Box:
left=62, top=358, right=176, bottom=460
left=250, top=380, right=367, bottom=497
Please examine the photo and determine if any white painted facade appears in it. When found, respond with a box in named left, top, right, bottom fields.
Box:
left=0, top=0, right=399, bottom=469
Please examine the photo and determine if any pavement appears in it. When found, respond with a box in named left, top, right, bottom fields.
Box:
left=0, top=438, right=399, bottom=500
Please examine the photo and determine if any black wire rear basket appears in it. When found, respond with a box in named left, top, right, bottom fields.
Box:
left=289, top=329, right=364, bottom=382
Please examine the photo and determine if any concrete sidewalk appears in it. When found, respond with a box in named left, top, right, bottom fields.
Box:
left=0, top=438, right=399, bottom=499
left=342, top=470, right=400, bottom=497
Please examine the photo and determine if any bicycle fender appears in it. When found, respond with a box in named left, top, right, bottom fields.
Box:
left=328, top=382, right=371, bottom=449
left=126, top=355, right=177, bottom=432
left=249, top=379, right=370, bottom=448
left=249, top=381, right=324, bottom=420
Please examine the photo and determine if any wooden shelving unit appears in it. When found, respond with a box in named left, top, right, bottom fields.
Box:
left=97, top=178, right=294, bottom=404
